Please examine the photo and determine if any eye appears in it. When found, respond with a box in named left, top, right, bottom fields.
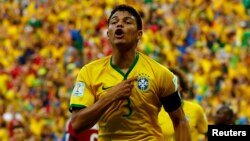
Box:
left=125, top=19, right=132, bottom=24
left=110, top=21, right=117, bottom=24
left=110, top=19, right=118, bottom=24
left=126, top=21, right=132, bottom=24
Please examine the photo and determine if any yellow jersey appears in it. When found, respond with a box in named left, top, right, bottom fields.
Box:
left=159, top=100, right=208, bottom=141
left=70, top=52, right=178, bottom=141
left=0, top=128, right=9, bottom=141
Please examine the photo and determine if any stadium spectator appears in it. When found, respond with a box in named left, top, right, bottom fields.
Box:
left=214, top=104, right=236, bottom=125
left=10, top=122, right=27, bottom=141
left=0, top=113, right=9, bottom=141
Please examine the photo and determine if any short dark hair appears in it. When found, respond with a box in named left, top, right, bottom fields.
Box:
left=215, top=104, right=235, bottom=125
left=108, top=4, right=142, bottom=30
left=169, top=67, right=189, bottom=93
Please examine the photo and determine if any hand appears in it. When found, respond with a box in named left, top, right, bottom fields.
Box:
left=106, top=77, right=137, bottom=101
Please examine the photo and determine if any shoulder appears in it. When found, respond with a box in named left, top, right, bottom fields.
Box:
left=76, top=56, right=111, bottom=79
left=138, top=52, right=170, bottom=73
left=80, top=56, right=111, bottom=71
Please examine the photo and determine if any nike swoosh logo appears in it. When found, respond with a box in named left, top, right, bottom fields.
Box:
left=102, top=86, right=113, bottom=90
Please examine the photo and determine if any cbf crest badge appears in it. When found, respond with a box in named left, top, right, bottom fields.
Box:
left=137, top=73, right=150, bottom=91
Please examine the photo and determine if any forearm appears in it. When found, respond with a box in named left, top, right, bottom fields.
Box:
left=70, top=78, right=135, bottom=133
left=71, top=96, right=114, bottom=132
left=173, top=119, right=191, bottom=141
left=168, top=106, right=191, bottom=141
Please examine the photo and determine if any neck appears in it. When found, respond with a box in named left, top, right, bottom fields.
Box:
left=111, top=48, right=137, bottom=69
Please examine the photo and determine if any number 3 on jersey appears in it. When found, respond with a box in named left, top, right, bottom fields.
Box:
left=123, top=98, right=132, bottom=117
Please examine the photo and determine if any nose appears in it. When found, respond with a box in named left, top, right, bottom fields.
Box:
left=116, top=21, right=124, bottom=28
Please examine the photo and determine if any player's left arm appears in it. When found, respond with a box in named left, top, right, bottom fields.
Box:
left=160, top=91, right=191, bottom=141
left=159, top=67, right=191, bottom=141
left=169, top=106, right=191, bottom=141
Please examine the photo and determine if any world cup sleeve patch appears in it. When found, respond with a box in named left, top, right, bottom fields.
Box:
left=72, top=82, right=85, bottom=97
left=172, top=75, right=178, bottom=91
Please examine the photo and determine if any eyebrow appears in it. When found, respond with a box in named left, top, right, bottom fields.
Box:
left=110, top=16, right=135, bottom=20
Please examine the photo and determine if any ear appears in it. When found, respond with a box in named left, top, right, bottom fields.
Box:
left=107, top=31, right=110, bottom=40
left=107, top=31, right=110, bottom=38
left=137, top=30, right=143, bottom=41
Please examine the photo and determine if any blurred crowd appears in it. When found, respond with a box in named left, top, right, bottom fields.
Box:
left=0, top=0, right=250, bottom=140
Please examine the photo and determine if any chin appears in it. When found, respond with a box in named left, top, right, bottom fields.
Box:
left=114, top=42, right=132, bottom=51
left=113, top=40, right=127, bottom=46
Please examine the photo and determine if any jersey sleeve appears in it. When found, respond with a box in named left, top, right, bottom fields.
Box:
left=197, top=104, right=208, bottom=134
left=159, top=67, right=178, bottom=97
left=69, top=66, right=95, bottom=110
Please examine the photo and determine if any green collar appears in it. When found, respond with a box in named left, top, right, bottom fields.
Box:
left=110, top=53, right=139, bottom=80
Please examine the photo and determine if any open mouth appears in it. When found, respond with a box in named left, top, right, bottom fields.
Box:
left=115, top=29, right=124, bottom=38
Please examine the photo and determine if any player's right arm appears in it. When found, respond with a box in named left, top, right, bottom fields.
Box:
left=69, top=67, right=136, bottom=134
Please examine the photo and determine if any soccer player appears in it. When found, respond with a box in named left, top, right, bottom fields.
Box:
left=158, top=67, right=208, bottom=141
left=69, top=4, right=191, bottom=141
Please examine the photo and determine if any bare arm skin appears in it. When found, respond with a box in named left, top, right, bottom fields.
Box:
left=168, top=106, right=191, bottom=141
left=70, top=77, right=136, bottom=133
